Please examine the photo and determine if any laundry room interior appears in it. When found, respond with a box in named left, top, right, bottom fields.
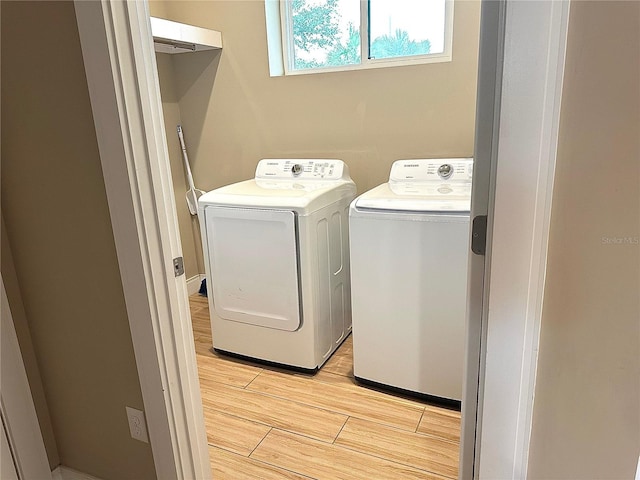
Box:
left=151, top=0, right=479, bottom=278
left=150, top=0, right=480, bottom=477
left=3, top=0, right=639, bottom=478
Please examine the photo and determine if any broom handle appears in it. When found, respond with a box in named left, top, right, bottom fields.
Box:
left=177, top=125, right=196, bottom=190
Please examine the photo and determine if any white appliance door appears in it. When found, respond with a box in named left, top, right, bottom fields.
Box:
left=350, top=209, right=469, bottom=401
left=205, top=206, right=301, bottom=331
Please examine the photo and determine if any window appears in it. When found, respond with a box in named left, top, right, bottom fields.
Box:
left=270, top=0, right=453, bottom=75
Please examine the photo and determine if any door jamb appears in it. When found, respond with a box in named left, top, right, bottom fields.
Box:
left=74, top=1, right=210, bottom=478
left=466, top=0, right=571, bottom=478
left=1, top=277, right=52, bottom=480
left=459, top=0, right=506, bottom=477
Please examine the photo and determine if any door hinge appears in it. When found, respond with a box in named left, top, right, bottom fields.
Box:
left=471, top=215, right=488, bottom=255
left=173, top=256, right=185, bottom=277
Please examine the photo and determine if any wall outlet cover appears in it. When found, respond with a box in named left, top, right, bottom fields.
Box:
left=125, top=406, right=149, bottom=443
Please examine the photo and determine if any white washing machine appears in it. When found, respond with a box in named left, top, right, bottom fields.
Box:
left=198, top=159, right=356, bottom=371
left=349, top=158, right=473, bottom=406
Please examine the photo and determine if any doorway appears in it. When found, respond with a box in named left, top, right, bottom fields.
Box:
left=152, top=0, right=477, bottom=477
left=74, top=0, right=570, bottom=477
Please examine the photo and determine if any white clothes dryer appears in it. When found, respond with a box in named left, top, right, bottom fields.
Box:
left=198, top=159, right=356, bottom=371
left=349, top=158, right=473, bottom=406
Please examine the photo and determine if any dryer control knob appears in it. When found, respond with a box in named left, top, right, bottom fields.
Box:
left=438, top=164, right=453, bottom=179
left=291, top=164, right=303, bottom=176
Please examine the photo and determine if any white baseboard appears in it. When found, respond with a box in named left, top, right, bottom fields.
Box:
left=52, top=466, right=103, bottom=480
left=186, top=274, right=206, bottom=296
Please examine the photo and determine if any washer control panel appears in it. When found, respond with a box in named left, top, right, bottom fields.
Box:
left=256, top=159, right=347, bottom=180
left=389, top=158, right=473, bottom=183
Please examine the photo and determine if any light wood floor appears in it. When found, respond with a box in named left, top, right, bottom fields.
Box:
left=190, top=294, right=461, bottom=479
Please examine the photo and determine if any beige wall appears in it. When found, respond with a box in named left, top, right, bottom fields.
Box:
left=1, top=215, right=60, bottom=469
left=156, top=54, right=205, bottom=279
left=1, top=2, right=156, bottom=478
left=149, top=0, right=168, bottom=19
left=528, top=1, right=640, bottom=478
left=150, top=0, right=480, bottom=274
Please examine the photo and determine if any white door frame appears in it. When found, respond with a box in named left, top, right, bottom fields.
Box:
left=74, top=1, right=210, bottom=479
left=74, top=0, right=570, bottom=478
left=459, top=0, right=507, bottom=477
left=1, top=277, right=52, bottom=480
left=471, top=1, right=571, bottom=477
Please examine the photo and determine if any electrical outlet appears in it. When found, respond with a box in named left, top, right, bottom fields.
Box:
left=125, top=406, right=149, bottom=443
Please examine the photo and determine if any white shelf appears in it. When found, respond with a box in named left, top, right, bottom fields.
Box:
left=150, top=17, right=222, bottom=54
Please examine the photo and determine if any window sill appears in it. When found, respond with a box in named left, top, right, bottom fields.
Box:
left=279, top=53, right=453, bottom=77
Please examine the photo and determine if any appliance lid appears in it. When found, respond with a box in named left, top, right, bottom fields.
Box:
left=354, top=183, right=472, bottom=213
left=150, top=17, right=222, bottom=54
left=198, top=172, right=356, bottom=215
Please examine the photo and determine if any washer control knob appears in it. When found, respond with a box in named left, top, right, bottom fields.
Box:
left=438, top=164, right=453, bottom=179
left=291, top=164, right=303, bottom=176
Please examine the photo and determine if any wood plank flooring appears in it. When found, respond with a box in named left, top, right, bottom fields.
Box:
left=189, top=294, right=461, bottom=479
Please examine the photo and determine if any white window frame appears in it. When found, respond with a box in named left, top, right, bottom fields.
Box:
left=268, top=0, right=454, bottom=76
